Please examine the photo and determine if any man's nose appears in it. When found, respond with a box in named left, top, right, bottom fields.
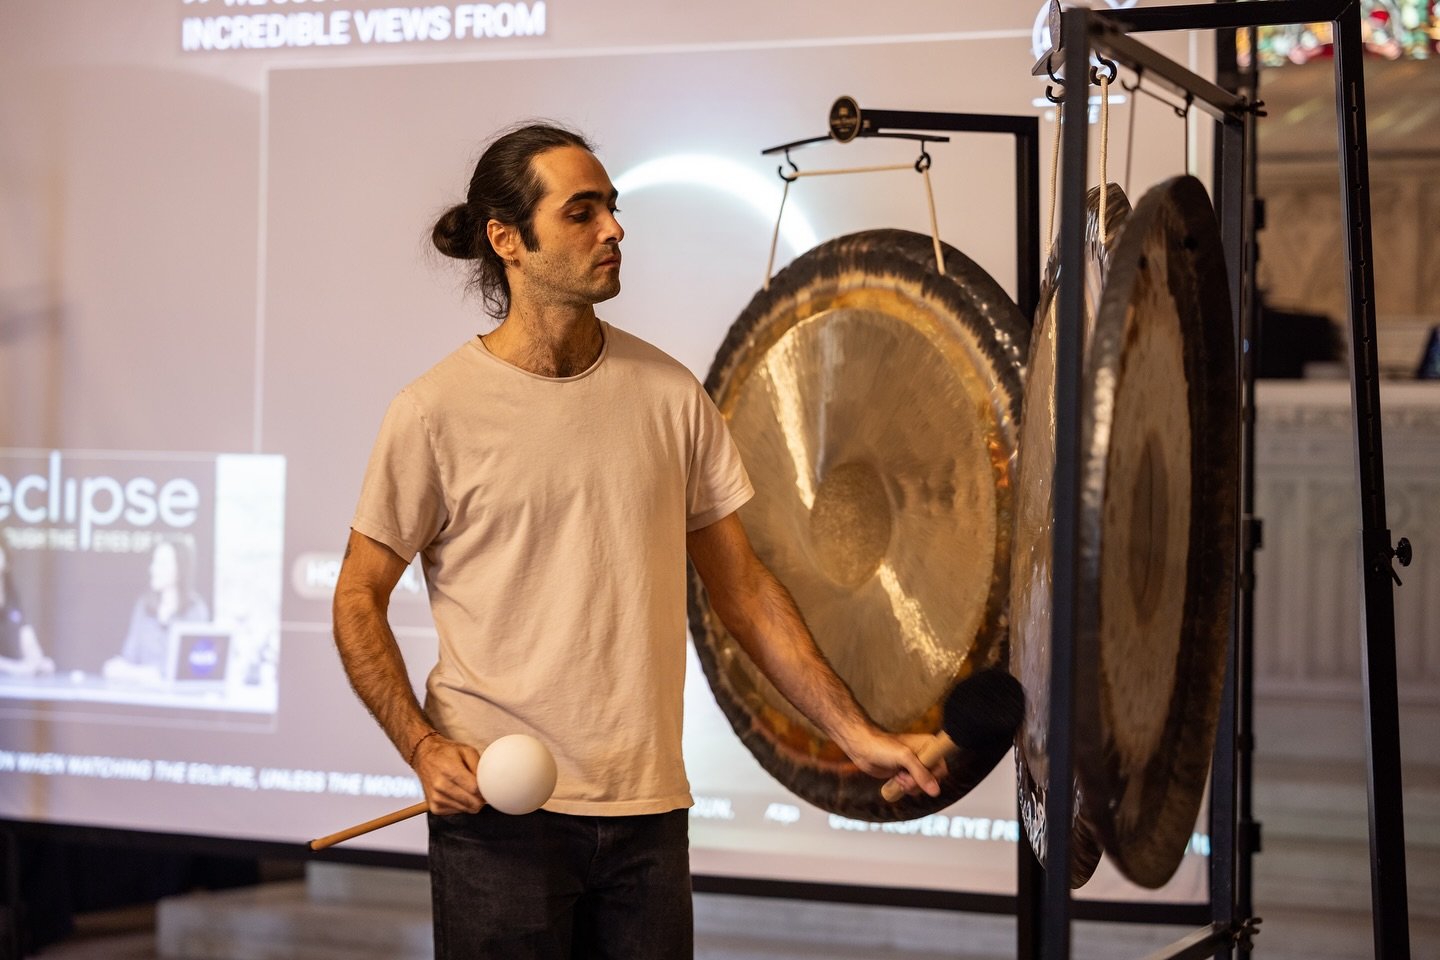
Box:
left=601, top=210, right=623, bottom=244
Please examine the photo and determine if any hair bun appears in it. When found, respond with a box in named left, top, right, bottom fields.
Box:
left=432, top=203, right=478, bottom=260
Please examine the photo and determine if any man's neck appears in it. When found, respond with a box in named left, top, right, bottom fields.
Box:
left=483, top=302, right=604, bottom=379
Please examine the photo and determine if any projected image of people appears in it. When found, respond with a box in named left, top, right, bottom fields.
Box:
left=103, top=538, right=209, bottom=684
left=0, top=540, right=54, bottom=678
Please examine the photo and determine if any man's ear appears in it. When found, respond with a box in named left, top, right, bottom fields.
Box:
left=487, top=219, right=521, bottom=266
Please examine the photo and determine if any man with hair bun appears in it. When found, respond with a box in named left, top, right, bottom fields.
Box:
left=332, top=121, right=942, bottom=959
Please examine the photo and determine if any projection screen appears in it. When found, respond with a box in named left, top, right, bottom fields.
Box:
left=0, top=0, right=1215, bottom=903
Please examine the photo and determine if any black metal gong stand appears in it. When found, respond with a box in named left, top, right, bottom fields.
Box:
left=762, top=100, right=1208, bottom=929
left=759, top=100, right=1214, bottom=939
left=761, top=104, right=1043, bottom=317
left=1040, top=2, right=1414, bottom=959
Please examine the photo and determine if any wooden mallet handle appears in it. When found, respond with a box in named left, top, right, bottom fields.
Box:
left=309, top=800, right=429, bottom=850
left=880, top=732, right=956, bottom=802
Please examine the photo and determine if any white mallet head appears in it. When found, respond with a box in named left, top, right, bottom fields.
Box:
left=476, top=734, right=558, bottom=815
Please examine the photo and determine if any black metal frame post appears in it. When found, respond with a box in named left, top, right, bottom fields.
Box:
left=1, top=826, right=17, bottom=960
left=1041, top=13, right=1092, bottom=958
left=1038, top=2, right=1413, bottom=958
left=1331, top=5, right=1413, bottom=956
left=1209, top=101, right=1246, bottom=960
left=1226, top=27, right=1264, bottom=934
left=1211, top=40, right=1252, bottom=960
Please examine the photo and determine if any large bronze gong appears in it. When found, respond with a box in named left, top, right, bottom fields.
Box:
left=689, top=229, right=1028, bottom=821
left=1012, top=183, right=1130, bottom=888
left=1075, top=175, right=1237, bottom=888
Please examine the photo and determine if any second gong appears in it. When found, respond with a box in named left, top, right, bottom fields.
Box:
left=1075, top=175, right=1238, bottom=888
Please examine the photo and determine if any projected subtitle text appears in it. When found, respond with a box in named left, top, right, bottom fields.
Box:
left=0, top=750, right=421, bottom=799
left=829, top=813, right=1022, bottom=843
left=689, top=795, right=735, bottom=820
left=180, top=2, right=546, bottom=52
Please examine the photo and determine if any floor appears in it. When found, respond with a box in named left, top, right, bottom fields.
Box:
left=25, top=888, right=1440, bottom=960
left=27, top=905, right=158, bottom=960
left=22, top=756, right=1440, bottom=960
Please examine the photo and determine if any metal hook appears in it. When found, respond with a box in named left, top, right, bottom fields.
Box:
left=915, top=145, right=932, bottom=173
left=1091, top=56, right=1117, bottom=85
left=777, top=148, right=799, bottom=183
left=1044, top=62, right=1067, bottom=104
left=1123, top=71, right=1195, bottom=120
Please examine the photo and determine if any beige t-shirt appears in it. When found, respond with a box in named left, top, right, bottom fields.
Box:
left=352, top=322, right=752, bottom=815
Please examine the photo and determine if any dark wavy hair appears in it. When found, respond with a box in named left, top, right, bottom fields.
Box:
left=432, top=122, right=594, bottom=319
left=145, top=537, right=200, bottom=617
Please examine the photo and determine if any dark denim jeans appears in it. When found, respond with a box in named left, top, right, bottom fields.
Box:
left=428, top=807, right=693, bottom=959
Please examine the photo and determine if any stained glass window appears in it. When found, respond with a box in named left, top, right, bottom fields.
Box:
left=1238, top=0, right=1440, bottom=65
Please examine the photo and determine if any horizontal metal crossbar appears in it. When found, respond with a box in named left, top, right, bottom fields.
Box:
left=1094, top=0, right=1352, bottom=32
left=1089, top=20, right=1248, bottom=123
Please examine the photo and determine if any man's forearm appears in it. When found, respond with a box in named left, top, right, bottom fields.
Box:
left=713, top=563, right=873, bottom=750
left=687, top=514, right=939, bottom=794
left=332, top=594, right=433, bottom=762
